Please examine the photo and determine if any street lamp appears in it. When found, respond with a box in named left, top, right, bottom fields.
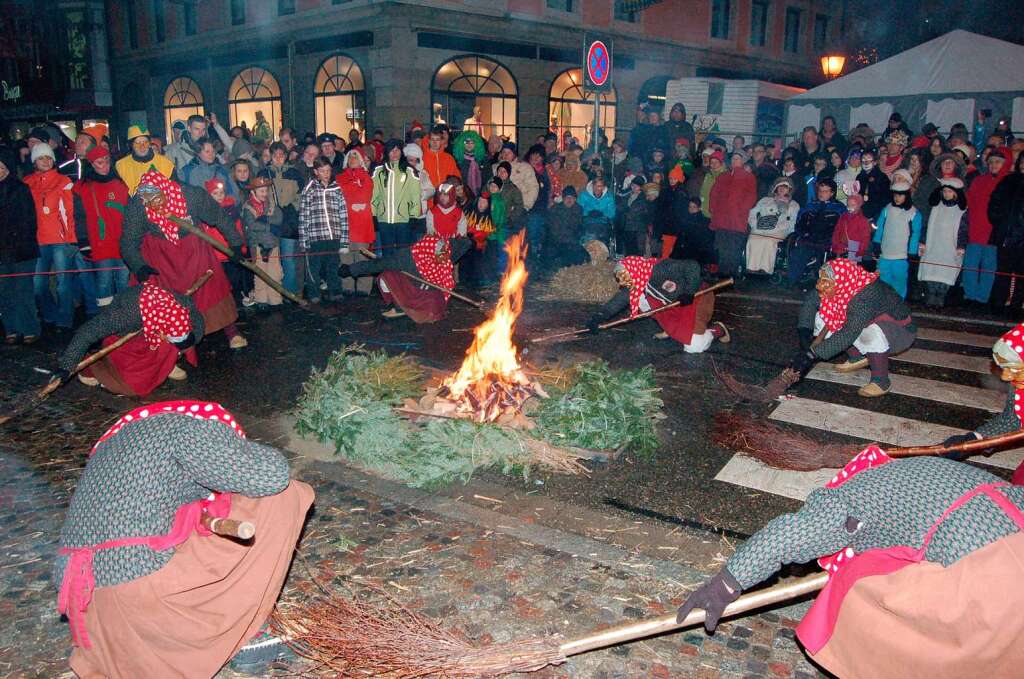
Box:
left=820, top=55, right=846, bottom=79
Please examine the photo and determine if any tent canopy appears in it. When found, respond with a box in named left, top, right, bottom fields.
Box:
left=792, top=30, right=1024, bottom=101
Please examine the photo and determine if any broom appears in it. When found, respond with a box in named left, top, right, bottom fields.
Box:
left=358, top=248, right=488, bottom=311
left=0, top=270, right=213, bottom=426
left=273, top=571, right=828, bottom=677
left=529, top=277, right=735, bottom=344
left=712, top=412, right=1024, bottom=472
left=712, top=328, right=828, bottom=403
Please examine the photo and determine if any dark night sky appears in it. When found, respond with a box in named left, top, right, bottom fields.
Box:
left=845, top=0, right=1024, bottom=61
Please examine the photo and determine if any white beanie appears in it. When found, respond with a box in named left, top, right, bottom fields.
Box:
left=402, top=143, right=423, bottom=161
left=31, top=143, right=56, bottom=163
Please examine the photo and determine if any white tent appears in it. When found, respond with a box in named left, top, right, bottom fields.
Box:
left=785, top=30, right=1024, bottom=138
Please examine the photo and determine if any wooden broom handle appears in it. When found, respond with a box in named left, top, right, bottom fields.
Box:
left=200, top=515, right=256, bottom=540
left=886, top=428, right=1024, bottom=458
left=530, top=277, right=734, bottom=344
left=558, top=571, right=828, bottom=657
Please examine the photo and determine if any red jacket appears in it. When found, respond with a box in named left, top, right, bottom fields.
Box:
left=831, top=212, right=872, bottom=256
left=73, top=176, right=129, bottom=260
left=24, top=169, right=76, bottom=245
left=709, top=169, right=757, bottom=233
left=965, top=147, right=1013, bottom=245
left=337, top=168, right=375, bottom=244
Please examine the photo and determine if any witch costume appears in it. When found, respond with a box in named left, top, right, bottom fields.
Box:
left=55, top=402, right=314, bottom=678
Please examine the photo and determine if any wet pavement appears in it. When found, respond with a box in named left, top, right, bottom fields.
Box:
left=0, top=274, right=1013, bottom=677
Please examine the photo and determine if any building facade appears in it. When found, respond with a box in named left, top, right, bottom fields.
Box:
left=106, top=0, right=845, bottom=145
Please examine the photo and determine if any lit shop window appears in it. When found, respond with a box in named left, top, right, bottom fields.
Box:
left=314, top=54, right=367, bottom=140
left=163, top=76, right=205, bottom=144
left=431, top=55, right=518, bottom=141
left=548, top=68, right=617, bottom=150
left=228, top=67, right=281, bottom=143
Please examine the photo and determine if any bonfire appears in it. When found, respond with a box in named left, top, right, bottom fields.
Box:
left=409, top=233, right=549, bottom=427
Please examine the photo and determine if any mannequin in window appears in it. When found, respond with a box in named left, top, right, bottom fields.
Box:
left=463, top=105, right=485, bottom=137
left=432, top=102, right=447, bottom=126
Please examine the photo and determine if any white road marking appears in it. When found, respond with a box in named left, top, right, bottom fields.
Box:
left=894, top=347, right=993, bottom=374
left=714, top=454, right=836, bottom=501
left=807, top=364, right=1006, bottom=411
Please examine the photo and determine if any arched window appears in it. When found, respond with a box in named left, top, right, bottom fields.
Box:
left=314, top=54, right=367, bottom=140
left=548, top=69, right=617, bottom=150
left=163, top=76, right=205, bottom=143
left=637, top=75, right=672, bottom=107
left=228, top=67, right=281, bottom=143
left=431, top=55, right=517, bottom=141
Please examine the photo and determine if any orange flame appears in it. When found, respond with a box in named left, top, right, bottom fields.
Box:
left=446, top=232, right=529, bottom=398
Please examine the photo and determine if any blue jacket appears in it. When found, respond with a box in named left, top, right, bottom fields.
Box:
left=181, top=158, right=237, bottom=201
left=578, top=188, right=616, bottom=222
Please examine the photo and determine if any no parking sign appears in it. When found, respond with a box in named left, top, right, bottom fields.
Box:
left=583, top=34, right=613, bottom=92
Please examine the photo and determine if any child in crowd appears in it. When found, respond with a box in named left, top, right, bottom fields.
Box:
left=241, top=176, right=284, bottom=308
left=299, top=157, right=348, bottom=304
left=426, top=182, right=468, bottom=239
left=203, top=178, right=252, bottom=306
left=463, top=190, right=497, bottom=287
left=871, top=170, right=921, bottom=298
left=917, top=178, right=969, bottom=308
left=670, top=196, right=716, bottom=272
left=831, top=194, right=872, bottom=262
left=545, top=185, right=586, bottom=268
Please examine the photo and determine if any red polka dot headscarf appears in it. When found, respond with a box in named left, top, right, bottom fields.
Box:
left=91, top=401, right=244, bottom=454
left=138, top=281, right=192, bottom=349
left=410, top=234, right=455, bottom=300
left=617, top=256, right=657, bottom=317
left=818, top=260, right=878, bottom=333
left=138, top=169, right=189, bottom=243
left=993, top=323, right=1024, bottom=370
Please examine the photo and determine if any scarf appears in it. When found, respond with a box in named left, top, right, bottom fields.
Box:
left=92, top=400, right=245, bottom=453
left=816, top=444, right=894, bottom=576
left=818, top=259, right=878, bottom=333
left=410, top=234, right=455, bottom=300
left=620, top=256, right=657, bottom=317
left=138, top=281, right=192, bottom=350
left=246, top=196, right=267, bottom=217
left=489, top=192, right=507, bottom=243
left=140, top=170, right=189, bottom=243
left=465, top=156, right=482, bottom=195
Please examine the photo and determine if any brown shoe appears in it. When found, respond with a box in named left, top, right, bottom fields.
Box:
left=77, top=374, right=100, bottom=387
left=858, top=381, right=889, bottom=397
left=652, top=331, right=669, bottom=340
left=835, top=358, right=869, bottom=373
left=382, top=307, right=406, bottom=319
left=228, top=335, right=249, bottom=350
left=711, top=321, right=731, bottom=344
left=167, top=365, right=187, bottom=381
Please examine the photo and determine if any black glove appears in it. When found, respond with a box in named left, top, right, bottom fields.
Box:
left=51, top=368, right=71, bottom=385
left=797, top=327, right=814, bottom=351
left=231, top=245, right=247, bottom=262
left=338, top=263, right=353, bottom=279
left=871, top=242, right=881, bottom=257
left=789, top=348, right=817, bottom=375
left=676, top=293, right=694, bottom=307
left=136, top=264, right=159, bottom=283
left=260, top=247, right=271, bottom=264
left=585, top=316, right=603, bottom=334
left=676, top=569, right=743, bottom=632
left=940, top=432, right=981, bottom=460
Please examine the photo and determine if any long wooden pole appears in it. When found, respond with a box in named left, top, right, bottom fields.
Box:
left=357, top=248, right=487, bottom=311
left=530, top=277, right=735, bottom=344
left=160, top=211, right=308, bottom=308
left=0, top=271, right=213, bottom=426
left=888, top=428, right=1024, bottom=458
left=200, top=514, right=256, bottom=539
left=557, top=571, right=827, bottom=658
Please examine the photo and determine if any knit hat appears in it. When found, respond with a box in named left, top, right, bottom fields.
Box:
left=489, top=176, right=504, bottom=190
left=28, top=127, right=50, bottom=144
left=890, top=169, right=913, bottom=193
left=668, top=164, right=685, bottom=184
left=81, top=124, right=108, bottom=144
left=126, top=124, right=149, bottom=141
left=951, top=143, right=972, bottom=158
left=86, top=146, right=110, bottom=163
left=172, top=120, right=187, bottom=131
left=501, top=140, right=517, bottom=154
left=709, top=150, right=725, bottom=164
left=561, top=185, right=577, bottom=198
left=770, top=176, right=795, bottom=193
left=403, top=142, right=423, bottom=160
left=204, top=178, right=225, bottom=194
left=231, top=138, right=254, bottom=160
left=884, top=129, right=909, bottom=148
left=730, top=149, right=750, bottom=164
left=643, top=182, right=661, bottom=198
left=496, top=160, right=512, bottom=176
left=939, top=176, right=964, bottom=189
left=30, top=143, right=55, bottom=162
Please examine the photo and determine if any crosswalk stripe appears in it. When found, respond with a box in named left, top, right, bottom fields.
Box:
left=714, top=454, right=835, bottom=502
left=806, top=364, right=1006, bottom=412
left=770, top=397, right=1023, bottom=470
left=894, top=347, right=993, bottom=374
left=916, top=327, right=999, bottom=349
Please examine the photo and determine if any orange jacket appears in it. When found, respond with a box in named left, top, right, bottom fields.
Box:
left=421, top=148, right=461, bottom=189
left=24, top=169, right=76, bottom=245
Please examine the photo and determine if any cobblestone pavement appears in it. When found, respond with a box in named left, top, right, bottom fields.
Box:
left=0, top=342, right=828, bottom=678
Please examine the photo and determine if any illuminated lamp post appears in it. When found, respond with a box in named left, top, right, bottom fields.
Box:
left=820, top=55, right=846, bottom=79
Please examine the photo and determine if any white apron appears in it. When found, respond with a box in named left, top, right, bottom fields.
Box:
left=918, top=204, right=965, bottom=286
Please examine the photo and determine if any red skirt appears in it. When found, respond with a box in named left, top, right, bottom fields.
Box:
left=83, top=334, right=179, bottom=396
left=652, top=291, right=715, bottom=345
left=379, top=271, right=447, bottom=323
left=140, top=234, right=237, bottom=335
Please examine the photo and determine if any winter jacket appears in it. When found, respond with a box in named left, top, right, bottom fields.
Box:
left=662, top=117, right=696, bottom=152
left=988, top=171, right=1024, bottom=249
left=699, top=167, right=725, bottom=218
left=670, top=210, right=716, bottom=266
left=337, top=167, right=375, bottom=243
left=299, top=179, right=349, bottom=249
left=578, top=187, right=616, bottom=222
left=752, top=162, right=781, bottom=199
left=558, top=158, right=589, bottom=195
left=969, top=147, right=1014, bottom=246
left=0, top=172, right=40, bottom=264
left=747, top=197, right=799, bottom=241
left=24, top=169, right=76, bottom=245
left=181, top=158, right=237, bottom=201
left=497, top=181, right=526, bottom=232
left=709, top=169, right=757, bottom=233
left=622, top=193, right=650, bottom=234
left=915, top=153, right=967, bottom=226
left=492, top=159, right=539, bottom=211
left=371, top=162, right=422, bottom=224
left=421, top=148, right=461, bottom=190
left=546, top=202, right=582, bottom=246
left=72, top=170, right=130, bottom=260
left=831, top=212, right=872, bottom=257
left=241, top=197, right=282, bottom=253
left=115, top=151, right=176, bottom=195
left=793, top=199, right=845, bottom=250
left=856, top=167, right=891, bottom=221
